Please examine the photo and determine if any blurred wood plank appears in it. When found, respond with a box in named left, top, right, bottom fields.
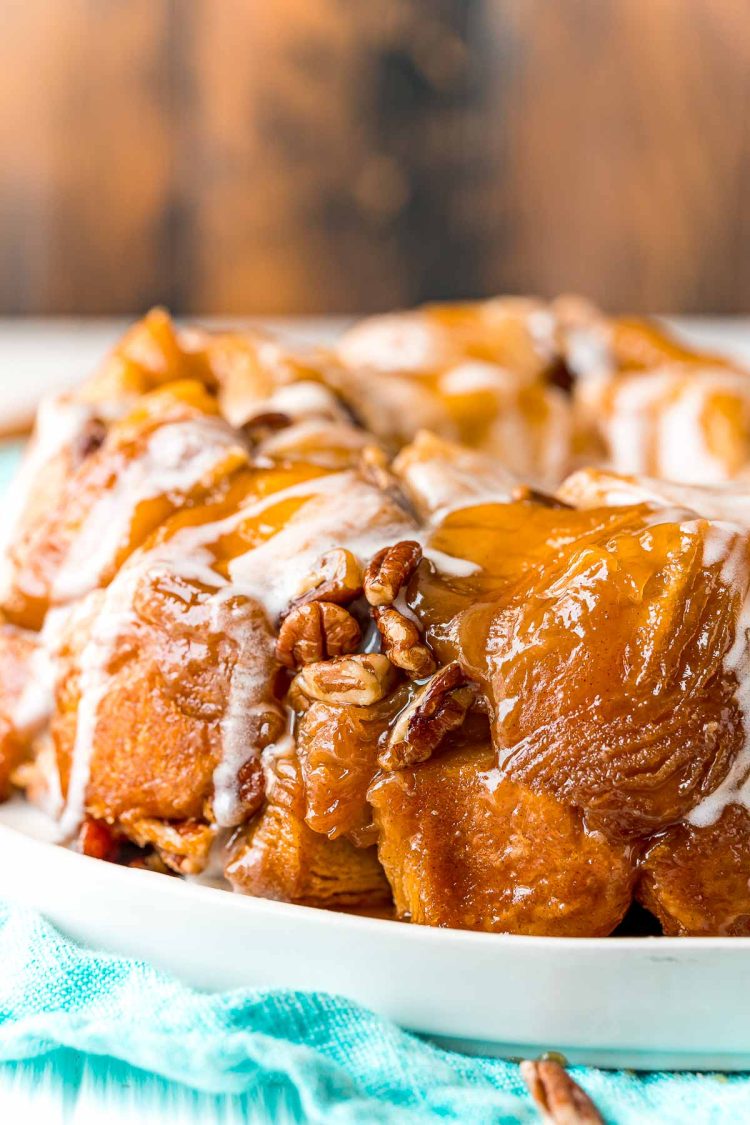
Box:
left=0, top=0, right=173, bottom=314
left=177, top=0, right=480, bottom=314
left=0, top=0, right=748, bottom=314
left=480, top=0, right=750, bottom=312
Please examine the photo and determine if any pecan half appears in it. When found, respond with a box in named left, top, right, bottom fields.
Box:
left=364, top=541, right=422, bottom=606
left=285, top=548, right=363, bottom=617
left=379, top=662, right=478, bottom=770
left=277, top=602, right=361, bottom=668
left=374, top=606, right=436, bottom=679
left=291, top=653, right=399, bottom=707
left=520, top=1059, right=603, bottom=1124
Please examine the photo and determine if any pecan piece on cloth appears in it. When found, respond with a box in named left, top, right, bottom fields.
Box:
left=379, top=661, right=478, bottom=770
left=277, top=602, right=362, bottom=669
left=291, top=653, right=399, bottom=707
left=364, top=541, right=422, bottom=606
left=373, top=606, right=436, bottom=679
left=520, top=1059, right=603, bottom=1125
left=285, top=548, right=363, bottom=616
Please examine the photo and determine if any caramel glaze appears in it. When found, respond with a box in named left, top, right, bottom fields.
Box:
left=369, top=719, right=635, bottom=936
left=52, top=456, right=416, bottom=870
left=376, top=499, right=749, bottom=934
left=6, top=304, right=750, bottom=935
left=3, top=381, right=248, bottom=630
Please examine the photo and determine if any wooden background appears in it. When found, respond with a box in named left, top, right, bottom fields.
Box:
left=0, top=0, right=749, bottom=316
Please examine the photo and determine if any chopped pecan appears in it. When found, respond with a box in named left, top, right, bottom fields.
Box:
left=373, top=606, right=436, bottom=679
left=285, top=548, right=363, bottom=616
left=291, top=653, right=399, bottom=707
left=379, top=662, right=478, bottom=770
left=364, top=541, right=422, bottom=606
left=243, top=411, right=292, bottom=439
left=235, top=755, right=266, bottom=821
left=73, top=416, right=107, bottom=462
left=128, top=852, right=173, bottom=875
left=288, top=676, right=313, bottom=713
left=76, top=816, right=120, bottom=862
left=119, top=815, right=216, bottom=876
left=512, top=484, right=573, bottom=510
left=360, top=444, right=395, bottom=491
left=277, top=602, right=361, bottom=668
left=520, top=1059, right=603, bottom=1124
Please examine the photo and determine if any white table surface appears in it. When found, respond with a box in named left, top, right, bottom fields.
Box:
left=0, top=315, right=749, bottom=432
left=1, top=313, right=749, bottom=1123
left=0, top=317, right=350, bottom=432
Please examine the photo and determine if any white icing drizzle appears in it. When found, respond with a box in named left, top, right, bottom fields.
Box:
left=256, top=380, right=347, bottom=421
left=10, top=605, right=71, bottom=735
left=658, top=383, right=728, bottom=483
left=559, top=469, right=750, bottom=528
left=260, top=732, right=296, bottom=801
left=439, top=361, right=512, bottom=394
left=51, top=416, right=247, bottom=603
left=527, top=308, right=558, bottom=363
left=31, top=736, right=64, bottom=821
left=601, top=368, right=750, bottom=485
left=0, top=395, right=95, bottom=599
left=256, top=418, right=368, bottom=463
left=559, top=467, right=750, bottom=832
left=687, top=526, right=750, bottom=827
left=55, top=466, right=476, bottom=834
left=422, top=548, right=480, bottom=578
left=230, top=485, right=419, bottom=620
left=395, top=440, right=516, bottom=522
left=393, top=589, right=422, bottom=627
left=565, top=325, right=614, bottom=380
left=59, top=593, right=117, bottom=837
left=338, top=314, right=439, bottom=371
left=184, top=828, right=233, bottom=888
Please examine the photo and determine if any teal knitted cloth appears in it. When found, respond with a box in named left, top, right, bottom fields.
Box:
left=0, top=902, right=744, bottom=1123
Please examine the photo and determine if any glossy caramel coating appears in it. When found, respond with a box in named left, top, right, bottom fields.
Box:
left=53, top=454, right=414, bottom=872
left=296, top=689, right=409, bottom=846
left=0, top=625, right=40, bottom=795
left=226, top=750, right=390, bottom=908
left=2, top=381, right=248, bottom=629
left=51, top=462, right=326, bottom=832
left=609, top=317, right=742, bottom=373
left=339, top=297, right=556, bottom=379
left=80, top=308, right=217, bottom=408
left=369, top=731, right=634, bottom=934
left=7, top=304, right=750, bottom=935
left=53, top=584, right=280, bottom=827
left=413, top=502, right=745, bottom=839
left=639, top=809, right=750, bottom=936
left=336, top=299, right=571, bottom=482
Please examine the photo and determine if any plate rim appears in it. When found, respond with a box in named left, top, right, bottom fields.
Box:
left=2, top=814, right=749, bottom=955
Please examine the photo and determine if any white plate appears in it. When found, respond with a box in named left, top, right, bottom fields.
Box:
left=1, top=801, right=749, bottom=1071
left=3, top=317, right=750, bottom=1074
